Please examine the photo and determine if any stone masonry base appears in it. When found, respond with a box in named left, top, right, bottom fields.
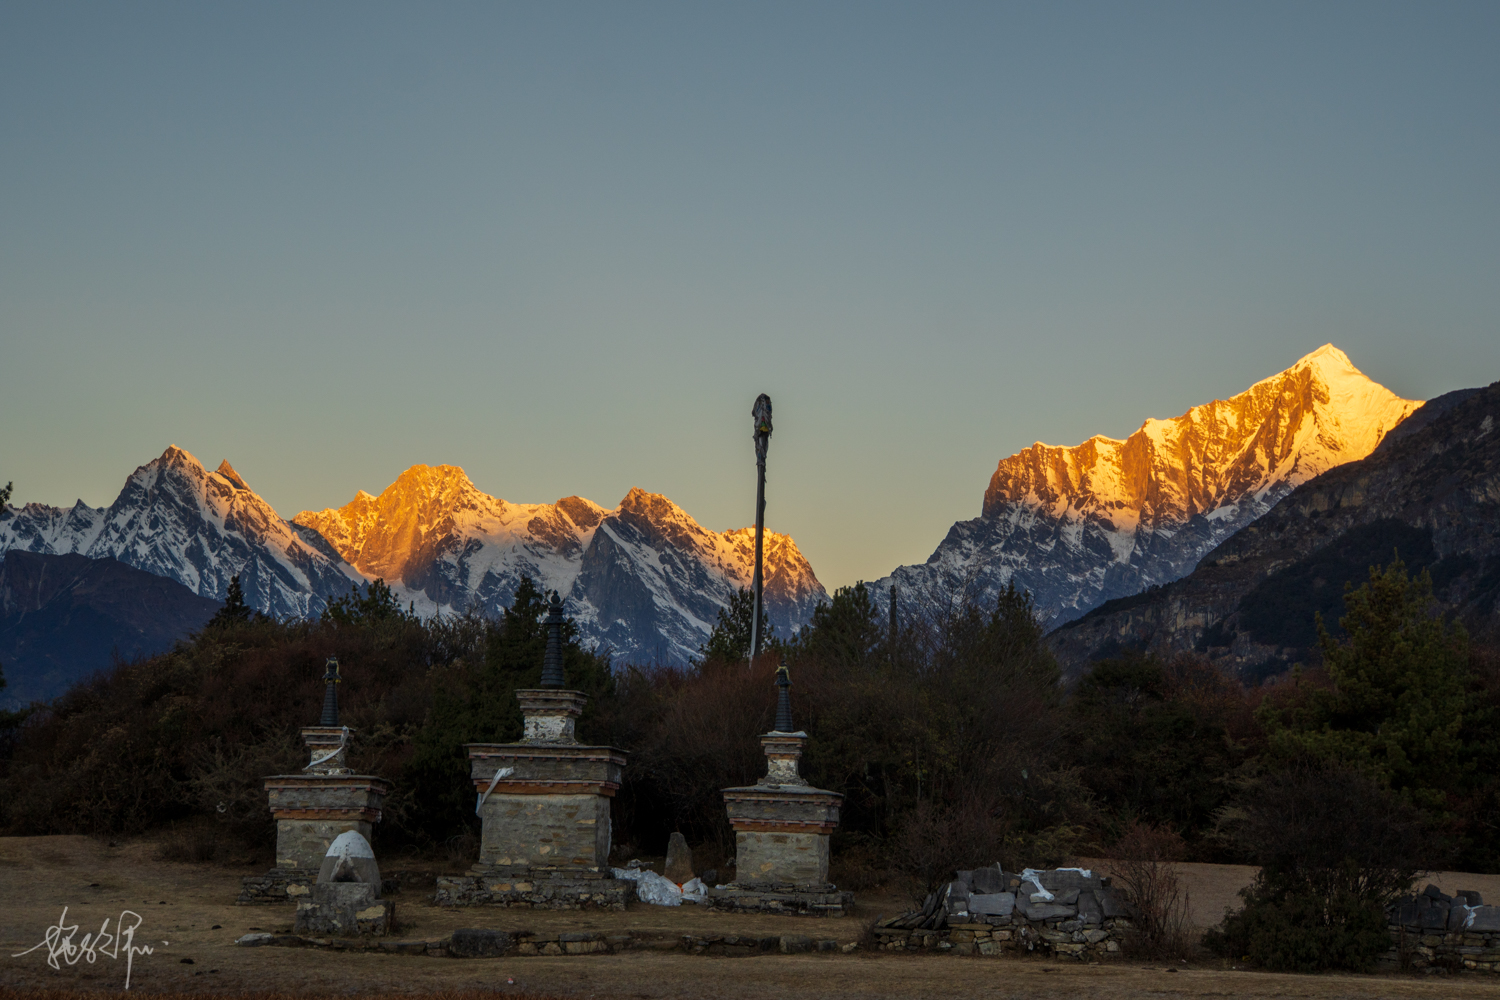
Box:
left=1381, top=891, right=1500, bottom=972
left=705, top=883, right=854, bottom=917
left=433, top=870, right=632, bottom=910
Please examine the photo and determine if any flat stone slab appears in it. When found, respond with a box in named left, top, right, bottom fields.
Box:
left=969, top=892, right=1015, bottom=917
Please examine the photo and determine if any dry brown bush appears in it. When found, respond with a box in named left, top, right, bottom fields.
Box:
left=1103, top=821, right=1193, bottom=960
left=155, top=819, right=223, bottom=863
left=0, top=614, right=441, bottom=845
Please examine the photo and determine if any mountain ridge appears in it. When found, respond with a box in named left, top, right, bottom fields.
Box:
left=0, top=449, right=827, bottom=666
left=293, top=465, right=827, bottom=663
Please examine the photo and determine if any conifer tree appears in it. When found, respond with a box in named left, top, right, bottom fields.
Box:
left=320, top=578, right=418, bottom=626
left=206, top=574, right=254, bottom=628
left=796, top=581, right=883, bottom=669
left=1261, top=556, right=1469, bottom=808
left=698, top=587, right=774, bottom=665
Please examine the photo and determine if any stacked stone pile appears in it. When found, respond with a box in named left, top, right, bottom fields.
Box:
left=1383, top=884, right=1500, bottom=972
left=874, top=866, right=1133, bottom=959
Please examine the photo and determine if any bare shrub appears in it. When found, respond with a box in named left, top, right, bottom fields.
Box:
left=188, top=732, right=302, bottom=846
left=1104, top=821, right=1193, bottom=960
left=156, top=822, right=222, bottom=863
left=443, top=830, right=479, bottom=868
left=614, top=659, right=777, bottom=854
left=828, top=837, right=890, bottom=892
left=890, top=795, right=1006, bottom=901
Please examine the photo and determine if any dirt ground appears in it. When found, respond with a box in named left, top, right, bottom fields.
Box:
left=4, top=836, right=1500, bottom=999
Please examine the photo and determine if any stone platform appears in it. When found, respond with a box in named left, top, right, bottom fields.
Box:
left=706, top=882, right=855, bottom=918
left=435, top=867, right=633, bottom=910
left=294, top=882, right=395, bottom=937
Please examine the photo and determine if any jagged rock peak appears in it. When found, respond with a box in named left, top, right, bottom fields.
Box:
left=215, top=459, right=250, bottom=492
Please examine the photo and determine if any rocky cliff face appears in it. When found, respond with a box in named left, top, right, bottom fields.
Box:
left=294, top=465, right=827, bottom=664
left=0, top=447, right=363, bottom=618
left=1048, top=381, right=1500, bottom=680
left=875, top=345, right=1422, bottom=625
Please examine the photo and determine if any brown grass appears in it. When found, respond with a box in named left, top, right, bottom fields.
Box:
left=0, top=992, right=568, bottom=1000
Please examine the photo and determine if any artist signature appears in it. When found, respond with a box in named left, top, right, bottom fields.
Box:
left=11, top=906, right=159, bottom=989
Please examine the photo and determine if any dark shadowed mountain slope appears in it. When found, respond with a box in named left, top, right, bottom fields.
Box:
left=1048, top=381, right=1500, bottom=681
left=0, top=551, right=221, bottom=707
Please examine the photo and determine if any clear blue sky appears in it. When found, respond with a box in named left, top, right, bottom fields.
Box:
left=3, top=2, right=1497, bottom=590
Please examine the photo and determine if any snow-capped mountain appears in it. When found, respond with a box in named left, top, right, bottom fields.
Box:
left=874, top=345, right=1423, bottom=626
left=293, top=465, right=827, bottom=663
left=0, top=446, right=363, bottom=618
left=1048, top=379, right=1500, bottom=679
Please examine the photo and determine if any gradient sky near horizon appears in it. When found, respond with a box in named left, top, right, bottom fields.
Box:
left=3, top=2, right=1498, bottom=591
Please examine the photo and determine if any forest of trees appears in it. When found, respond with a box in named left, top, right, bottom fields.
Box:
left=0, top=556, right=1492, bottom=971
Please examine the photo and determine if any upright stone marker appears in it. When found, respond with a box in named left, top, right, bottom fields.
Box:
left=663, top=832, right=694, bottom=884
left=708, top=662, right=854, bottom=916
left=239, top=657, right=390, bottom=904
left=435, top=591, right=631, bottom=910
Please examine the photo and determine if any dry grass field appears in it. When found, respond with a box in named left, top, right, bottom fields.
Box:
left=4, top=836, right=1500, bottom=999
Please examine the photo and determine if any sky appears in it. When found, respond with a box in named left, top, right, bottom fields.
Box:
left=2, top=2, right=1498, bottom=591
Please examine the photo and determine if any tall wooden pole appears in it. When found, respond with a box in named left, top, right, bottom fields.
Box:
left=750, top=394, right=773, bottom=666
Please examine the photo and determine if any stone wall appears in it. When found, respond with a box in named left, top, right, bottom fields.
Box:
left=274, top=818, right=374, bottom=871
left=239, top=928, right=860, bottom=957
left=1381, top=885, right=1500, bottom=972
left=732, top=829, right=830, bottom=886
left=874, top=866, right=1132, bottom=960
left=237, top=868, right=315, bottom=905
